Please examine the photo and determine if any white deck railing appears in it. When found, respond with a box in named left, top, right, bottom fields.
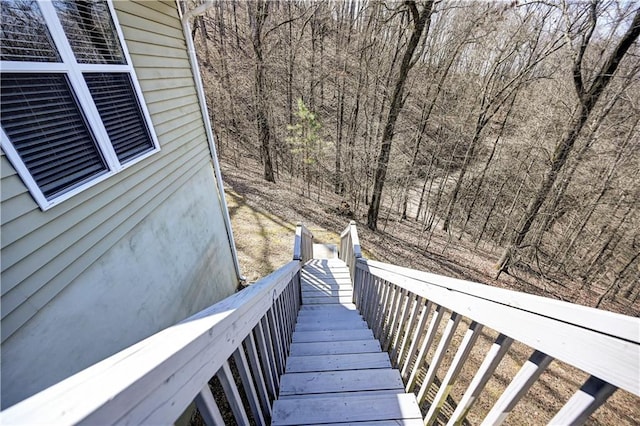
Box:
left=1, top=225, right=314, bottom=425
left=339, top=223, right=639, bottom=426
left=293, top=222, right=314, bottom=263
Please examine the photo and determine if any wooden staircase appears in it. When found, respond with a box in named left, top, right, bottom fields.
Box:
left=271, top=259, right=423, bottom=425
left=3, top=223, right=637, bottom=425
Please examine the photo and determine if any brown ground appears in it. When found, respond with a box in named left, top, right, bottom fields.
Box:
left=220, top=155, right=639, bottom=425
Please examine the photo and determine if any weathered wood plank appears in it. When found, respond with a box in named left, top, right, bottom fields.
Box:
left=277, top=389, right=405, bottom=400
left=299, top=303, right=357, bottom=311
left=295, top=319, right=368, bottom=331
left=292, top=329, right=374, bottom=343
left=314, top=420, right=423, bottom=426
left=271, top=393, right=421, bottom=425
left=303, top=295, right=355, bottom=304
left=361, top=261, right=640, bottom=395
left=296, top=310, right=362, bottom=320
left=290, top=340, right=381, bottom=356
left=481, top=350, right=553, bottom=426
left=301, top=288, right=352, bottom=296
left=279, top=369, right=404, bottom=396
left=285, top=353, right=392, bottom=373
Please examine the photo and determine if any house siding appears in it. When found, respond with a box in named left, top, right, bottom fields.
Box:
left=0, top=1, right=237, bottom=408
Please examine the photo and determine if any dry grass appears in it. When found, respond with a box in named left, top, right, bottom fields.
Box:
left=219, top=155, right=639, bottom=425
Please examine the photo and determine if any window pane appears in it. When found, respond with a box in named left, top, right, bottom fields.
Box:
left=84, top=72, right=154, bottom=162
left=0, top=73, right=108, bottom=199
left=53, top=0, right=125, bottom=65
left=0, top=0, right=60, bottom=62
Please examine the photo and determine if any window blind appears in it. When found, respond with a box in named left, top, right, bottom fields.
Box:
left=0, top=0, right=60, bottom=62
left=84, top=72, right=154, bottom=162
left=0, top=73, right=108, bottom=199
left=53, top=0, right=125, bottom=65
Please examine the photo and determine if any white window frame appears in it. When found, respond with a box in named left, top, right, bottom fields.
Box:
left=0, top=0, right=160, bottom=211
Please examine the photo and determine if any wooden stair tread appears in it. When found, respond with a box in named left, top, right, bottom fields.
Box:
left=299, top=303, right=358, bottom=311
left=292, top=329, right=374, bottom=343
left=290, top=340, right=381, bottom=356
left=271, top=393, right=422, bottom=425
left=295, top=319, right=368, bottom=331
left=285, top=353, right=392, bottom=373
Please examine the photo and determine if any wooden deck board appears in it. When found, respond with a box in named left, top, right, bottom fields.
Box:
left=272, top=259, right=422, bottom=424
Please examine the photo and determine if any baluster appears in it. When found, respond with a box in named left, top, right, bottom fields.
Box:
left=447, top=333, right=514, bottom=426
left=358, top=266, right=367, bottom=311
left=397, top=295, right=422, bottom=370
left=382, top=285, right=400, bottom=349
left=481, top=350, right=553, bottom=426
left=370, top=278, right=383, bottom=337
left=266, top=309, right=285, bottom=376
left=278, top=294, right=291, bottom=351
left=390, top=289, right=412, bottom=362
left=375, top=280, right=392, bottom=340
left=378, top=280, right=395, bottom=341
left=257, top=317, right=280, bottom=389
left=217, top=361, right=250, bottom=425
left=364, top=272, right=377, bottom=324
left=352, top=265, right=360, bottom=306
left=233, top=347, right=267, bottom=425
left=550, top=376, right=616, bottom=425
left=416, top=311, right=462, bottom=405
left=353, top=262, right=363, bottom=306
left=194, top=383, right=225, bottom=426
left=384, top=287, right=405, bottom=352
left=407, top=304, right=444, bottom=392
left=424, top=321, right=484, bottom=423
left=244, top=333, right=274, bottom=415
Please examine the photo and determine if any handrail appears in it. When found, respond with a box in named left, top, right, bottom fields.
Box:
left=2, top=261, right=302, bottom=425
left=293, top=222, right=313, bottom=263
left=345, top=223, right=639, bottom=425
left=338, top=220, right=361, bottom=280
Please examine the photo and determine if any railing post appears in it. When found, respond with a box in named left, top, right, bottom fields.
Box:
left=293, top=222, right=313, bottom=263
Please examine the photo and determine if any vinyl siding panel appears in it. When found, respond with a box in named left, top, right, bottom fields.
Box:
left=0, top=0, right=226, bottom=342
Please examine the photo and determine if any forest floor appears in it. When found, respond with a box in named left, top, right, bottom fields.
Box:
left=219, top=155, right=639, bottom=425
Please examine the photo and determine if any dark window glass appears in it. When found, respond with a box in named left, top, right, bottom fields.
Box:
left=53, top=0, right=126, bottom=64
left=0, top=0, right=60, bottom=62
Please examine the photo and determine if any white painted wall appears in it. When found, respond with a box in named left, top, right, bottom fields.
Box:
left=1, top=163, right=237, bottom=408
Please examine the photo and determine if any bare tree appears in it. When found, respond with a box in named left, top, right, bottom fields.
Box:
left=496, top=6, right=640, bottom=277
left=367, top=0, right=435, bottom=230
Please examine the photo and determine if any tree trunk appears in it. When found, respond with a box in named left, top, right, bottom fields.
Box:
left=249, top=0, right=276, bottom=183
left=367, top=1, right=435, bottom=230
left=496, top=10, right=640, bottom=277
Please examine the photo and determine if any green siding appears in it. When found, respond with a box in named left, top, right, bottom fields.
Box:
left=0, top=1, right=231, bottom=342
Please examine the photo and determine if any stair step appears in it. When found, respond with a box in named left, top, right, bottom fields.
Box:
left=299, top=303, right=358, bottom=311
left=290, top=340, right=381, bottom=356
left=271, top=393, right=422, bottom=425
left=292, top=329, right=373, bottom=343
left=285, top=353, right=392, bottom=373
left=303, top=295, right=355, bottom=304
left=295, top=319, right=368, bottom=331
left=301, top=288, right=353, bottom=295
left=279, top=368, right=404, bottom=396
